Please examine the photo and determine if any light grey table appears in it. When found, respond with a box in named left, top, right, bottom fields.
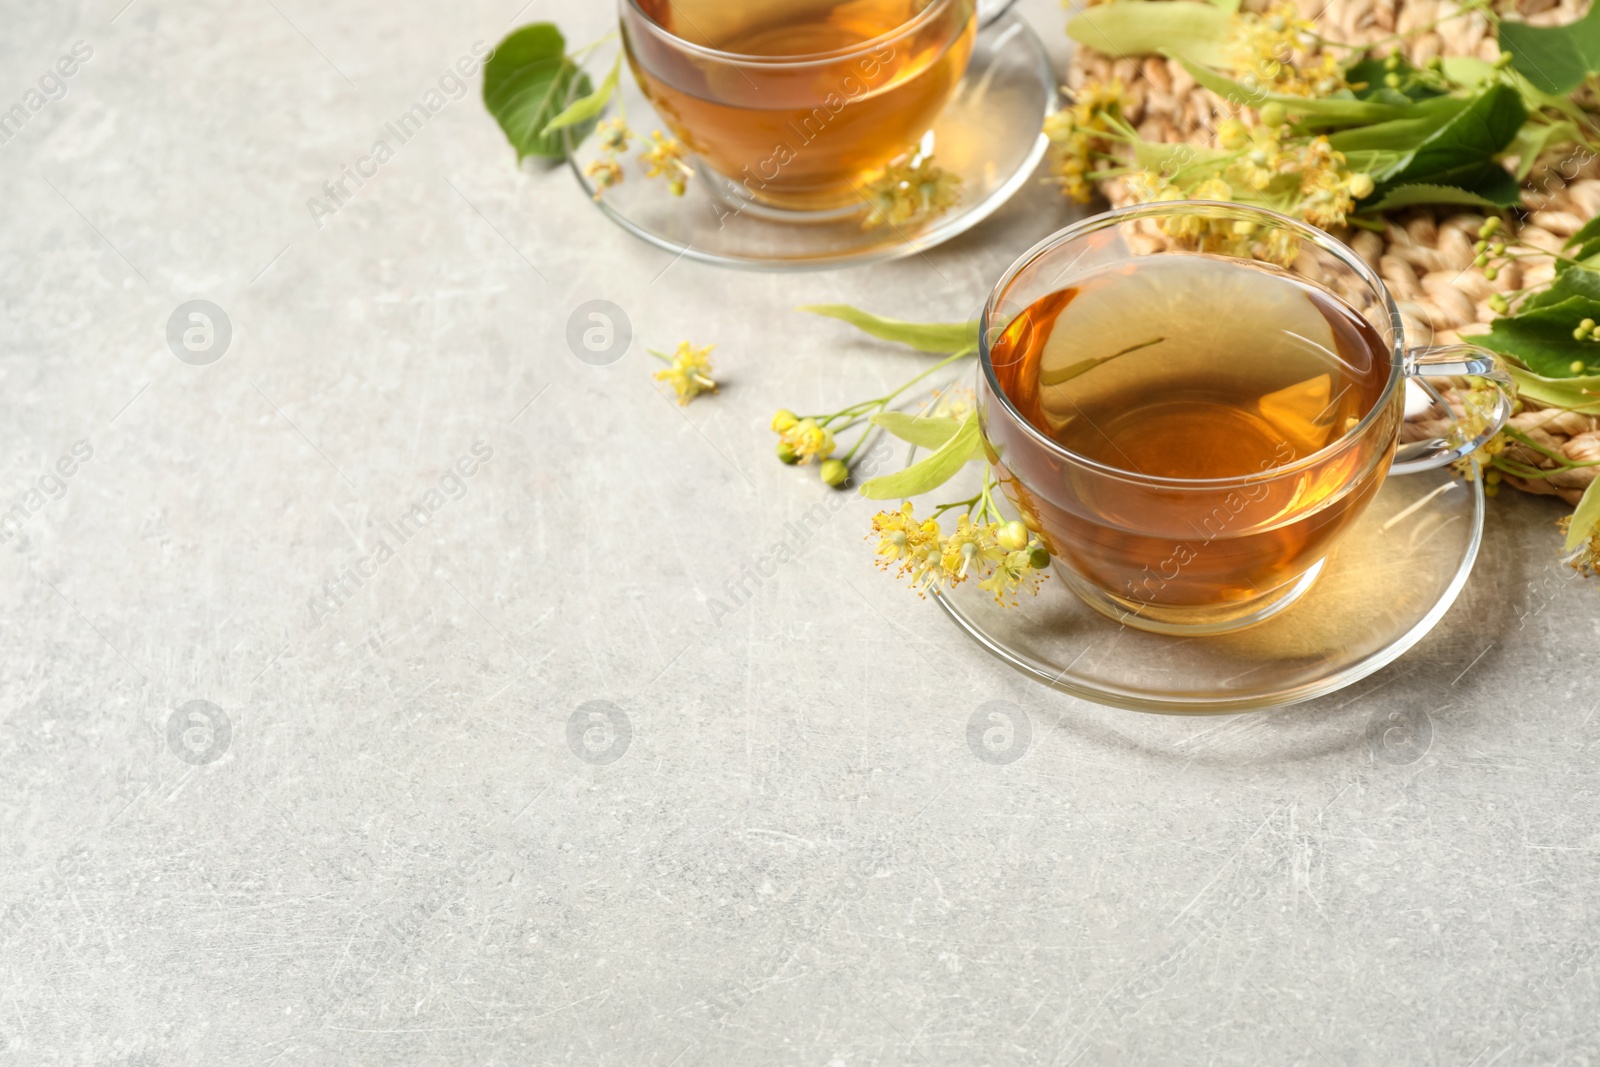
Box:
left=3, top=1, right=1598, bottom=1063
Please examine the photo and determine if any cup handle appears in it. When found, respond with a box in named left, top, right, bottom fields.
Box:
left=1392, top=344, right=1515, bottom=475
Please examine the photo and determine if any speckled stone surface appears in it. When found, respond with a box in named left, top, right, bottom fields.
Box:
left=3, top=1, right=1599, bottom=1064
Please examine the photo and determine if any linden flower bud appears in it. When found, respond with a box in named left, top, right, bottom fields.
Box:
left=1484, top=265, right=1499, bottom=281
left=777, top=440, right=799, bottom=465
left=1258, top=102, right=1288, bottom=128
left=1576, top=325, right=1593, bottom=341
left=1347, top=173, right=1375, bottom=199
left=1384, top=72, right=1402, bottom=89
left=820, top=459, right=849, bottom=487
left=1474, top=239, right=1489, bottom=254
left=1488, top=294, right=1510, bottom=315
left=771, top=409, right=799, bottom=433
left=997, top=520, right=1029, bottom=552
left=1582, top=318, right=1596, bottom=332
left=1028, top=544, right=1051, bottom=571
left=1573, top=360, right=1587, bottom=373
left=1495, top=50, right=1514, bottom=68
left=1479, top=217, right=1502, bottom=238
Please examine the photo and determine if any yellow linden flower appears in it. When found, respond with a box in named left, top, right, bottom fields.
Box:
left=1069, top=78, right=1127, bottom=126
left=653, top=341, right=717, bottom=405
left=1229, top=126, right=1287, bottom=191
left=978, top=548, right=1049, bottom=606
left=597, top=117, right=630, bottom=153
left=1296, top=142, right=1357, bottom=227
left=1044, top=78, right=1125, bottom=204
left=639, top=131, right=692, bottom=196
left=1230, top=3, right=1340, bottom=98
left=871, top=504, right=942, bottom=575
left=1191, top=175, right=1234, bottom=202
left=1217, top=119, right=1250, bottom=150
left=783, top=418, right=836, bottom=464
left=1558, top=515, right=1600, bottom=578
left=940, top=516, right=1006, bottom=582
left=929, top=385, right=975, bottom=421
left=1263, top=226, right=1300, bottom=266
left=585, top=159, right=623, bottom=199
left=862, top=150, right=963, bottom=229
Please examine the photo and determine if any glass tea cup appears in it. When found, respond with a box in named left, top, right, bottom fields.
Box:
left=977, top=200, right=1513, bottom=636
left=619, top=0, right=977, bottom=215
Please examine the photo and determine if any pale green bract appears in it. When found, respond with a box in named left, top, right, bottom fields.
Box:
left=859, top=413, right=982, bottom=500
left=870, top=412, right=963, bottom=450
left=801, top=305, right=980, bottom=353
left=1567, top=477, right=1600, bottom=552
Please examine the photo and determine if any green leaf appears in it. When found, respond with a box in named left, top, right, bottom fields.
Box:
left=1477, top=267, right=1600, bottom=380
left=858, top=413, right=981, bottom=500
left=1507, top=362, right=1600, bottom=412
left=1326, top=98, right=1469, bottom=161
left=1505, top=119, right=1580, bottom=180
left=1172, top=56, right=1418, bottom=128
left=800, top=305, right=979, bottom=353
left=1499, top=3, right=1600, bottom=95
left=1481, top=296, right=1600, bottom=375
left=542, top=52, right=620, bottom=134
left=1344, top=56, right=1446, bottom=101
left=1567, top=215, right=1600, bottom=263
left=1440, top=56, right=1497, bottom=88
left=1359, top=182, right=1505, bottom=212
left=869, top=412, right=962, bottom=450
left=483, top=24, right=593, bottom=161
left=1566, top=476, right=1600, bottom=551
left=1566, top=216, right=1600, bottom=250
left=1524, top=264, right=1600, bottom=310
left=1069, top=3, right=1234, bottom=67
left=1365, top=84, right=1527, bottom=207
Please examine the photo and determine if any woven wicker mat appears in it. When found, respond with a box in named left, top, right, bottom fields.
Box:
left=1067, top=0, right=1600, bottom=503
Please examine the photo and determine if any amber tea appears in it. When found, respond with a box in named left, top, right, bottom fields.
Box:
left=986, top=254, right=1400, bottom=615
left=622, top=0, right=976, bottom=211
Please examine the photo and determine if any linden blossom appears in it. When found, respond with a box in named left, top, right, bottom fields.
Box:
left=307, top=440, right=493, bottom=627
left=306, top=41, right=494, bottom=229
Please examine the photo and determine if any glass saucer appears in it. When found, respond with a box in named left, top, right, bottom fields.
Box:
left=932, top=462, right=1485, bottom=715
left=563, top=9, right=1056, bottom=271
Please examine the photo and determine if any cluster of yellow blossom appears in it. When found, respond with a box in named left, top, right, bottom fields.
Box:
left=870, top=505, right=1051, bottom=605
left=862, top=149, right=963, bottom=229
left=1123, top=119, right=1373, bottom=263
left=653, top=341, right=717, bottom=405
left=1230, top=2, right=1344, bottom=98
left=771, top=409, right=850, bottom=486
left=1044, top=79, right=1127, bottom=204
left=584, top=121, right=693, bottom=199
left=1560, top=515, right=1600, bottom=577
left=928, top=385, right=975, bottom=422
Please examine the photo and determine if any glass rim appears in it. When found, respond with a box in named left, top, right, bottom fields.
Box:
left=979, top=199, right=1407, bottom=490
left=619, top=0, right=967, bottom=66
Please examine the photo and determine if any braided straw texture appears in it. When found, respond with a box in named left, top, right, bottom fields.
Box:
left=1066, top=0, right=1600, bottom=502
